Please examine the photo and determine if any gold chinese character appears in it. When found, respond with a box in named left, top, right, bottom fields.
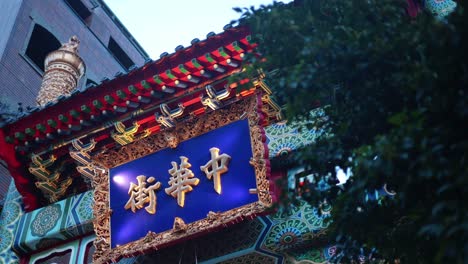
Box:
left=165, top=156, right=199, bottom=207
left=200, top=147, right=231, bottom=194
left=124, top=175, right=161, bottom=214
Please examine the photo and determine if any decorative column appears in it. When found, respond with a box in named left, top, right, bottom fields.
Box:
left=36, top=36, right=86, bottom=106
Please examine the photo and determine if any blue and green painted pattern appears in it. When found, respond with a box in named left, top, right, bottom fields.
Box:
left=0, top=116, right=333, bottom=263
left=27, top=234, right=136, bottom=264
left=265, top=120, right=322, bottom=158
left=201, top=199, right=333, bottom=263
left=0, top=182, right=24, bottom=264
left=261, top=200, right=330, bottom=253
left=424, top=0, right=457, bottom=19
left=12, top=190, right=94, bottom=255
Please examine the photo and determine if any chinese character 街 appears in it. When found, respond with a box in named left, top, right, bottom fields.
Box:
left=124, top=175, right=161, bottom=214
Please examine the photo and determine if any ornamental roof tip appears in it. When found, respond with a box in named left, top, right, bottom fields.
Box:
left=82, top=83, right=96, bottom=92
left=206, top=31, right=216, bottom=38
left=100, top=77, right=111, bottom=83
left=44, top=101, right=56, bottom=108
left=156, top=27, right=237, bottom=62
left=128, top=65, right=139, bottom=72
left=144, top=58, right=153, bottom=65
left=2, top=111, right=28, bottom=126
left=1, top=117, right=16, bottom=126
left=26, top=106, right=40, bottom=113
left=1, top=101, right=54, bottom=126
left=56, top=95, right=68, bottom=102
left=114, top=71, right=125, bottom=78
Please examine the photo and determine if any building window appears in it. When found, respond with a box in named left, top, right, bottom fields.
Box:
left=108, top=37, right=135, bottom=70
left=25, top=25, right=61, bottom=72
left=64, top=0, right=92, bottom=22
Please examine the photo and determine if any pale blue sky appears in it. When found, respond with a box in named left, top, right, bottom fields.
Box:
left=104, top=0, right=291, bottom=59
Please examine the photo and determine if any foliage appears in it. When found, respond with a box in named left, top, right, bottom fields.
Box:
left=237, top=0, right=468, bottom=262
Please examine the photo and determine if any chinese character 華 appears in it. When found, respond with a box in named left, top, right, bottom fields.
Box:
left=165, top=156, right=199, bottom=207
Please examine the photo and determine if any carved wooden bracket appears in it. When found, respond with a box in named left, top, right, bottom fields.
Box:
left=70, top=138, right=97, bottom=181
left=201, top=84, right=231, bottom=110
left=155, top=103, right=185, bottom=128
left=29, top=154, right=72, bottom=202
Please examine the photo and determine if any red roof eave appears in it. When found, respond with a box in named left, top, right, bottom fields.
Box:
left=0, top=26, right=257, bottom=211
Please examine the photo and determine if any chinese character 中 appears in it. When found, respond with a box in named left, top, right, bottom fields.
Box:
left=124, top=175, right=161, bottom=214
left=165, top=156, right=199, bottom=207
left=200, top=147, right=231, bottom=194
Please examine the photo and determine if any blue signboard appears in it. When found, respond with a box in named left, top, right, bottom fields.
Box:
left=109, top=119, right=258, bottom=248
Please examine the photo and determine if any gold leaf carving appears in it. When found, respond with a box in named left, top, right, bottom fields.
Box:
left=91, top=95, right=272, bottom=264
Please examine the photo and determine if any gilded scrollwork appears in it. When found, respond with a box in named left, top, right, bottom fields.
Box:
left=91, top=169, right=111, bottom=262
left=172, top=217, right=187, bottom=232
left=111, top=122, right=140, bottom=146
left=70, top=138, right=97, bottom=182
left=163, top=131, right=179, bottom=149
left=206, top=211, right=222, bottom=222
left=91, top=94, right=272, bottom=264
left=94, top=97, right=250, bottom=168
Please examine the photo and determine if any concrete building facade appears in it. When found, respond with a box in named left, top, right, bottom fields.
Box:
left=0, top=0, right=149, bottom=205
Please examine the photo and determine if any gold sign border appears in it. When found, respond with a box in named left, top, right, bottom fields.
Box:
left=91, top=94, right=272, bottom=263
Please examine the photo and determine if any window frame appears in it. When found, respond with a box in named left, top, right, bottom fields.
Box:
left=62, top=0, right=92, bottom=24
left=107, top=36, right=135, bottom=71
left=20, top=22, right=61, bottom=76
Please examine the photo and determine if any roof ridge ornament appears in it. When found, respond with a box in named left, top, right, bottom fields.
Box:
left=60, top=35, right=80, bottom=53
